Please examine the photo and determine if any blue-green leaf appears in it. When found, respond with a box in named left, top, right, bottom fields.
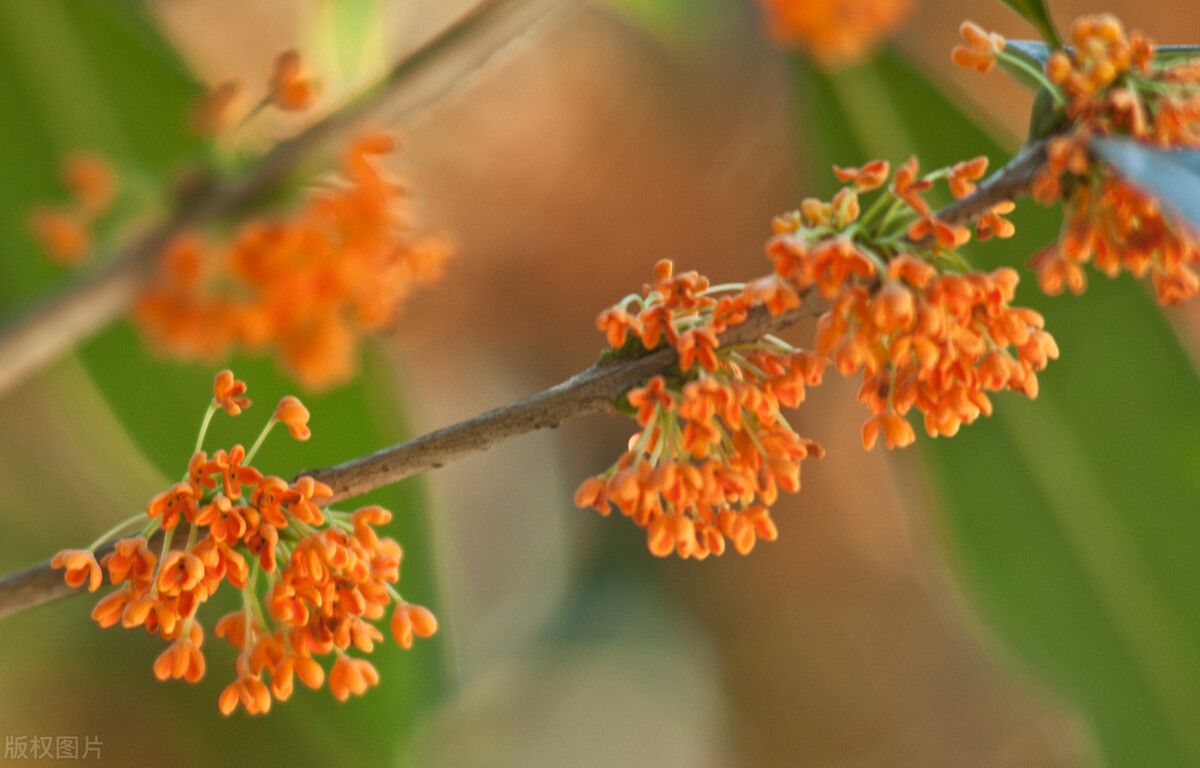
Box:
left=1091, top=138, right=1200, bottom=231
left=1004, top=38, right=1054, bottom=65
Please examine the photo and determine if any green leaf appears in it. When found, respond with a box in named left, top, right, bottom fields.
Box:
left=1027, top=86, right=1065, bottom=140
left=0, top=1, right=444, bottom=763
left=1091, top=138, right=1200, bottom=231
left=793, top=47, right=1200, bottom=766
left=996, top=0, right=1062, bottom=47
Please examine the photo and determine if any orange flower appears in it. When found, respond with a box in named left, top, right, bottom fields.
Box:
left=102, top=537, right=157, bottom=592
left=147, top=482, right=201, bottom=530
left=861, top=410, right=915, bottom=450
left=188, top=451, right=219, bottom=494
left=156, top=551, right=206, bottom=597
left=976, top=201, right=1016, bottom=242
left=287, top=476, right=333, bottom=526
left=29, top=207, right=90, bottom=265
left=251, top=476, right=292, bottom=528
left=91, top=588, right=133, bottom=629
left=390, top=602, right=438, bottom=649
left=596, top=307, right=642, bottom=348
left=677, top=327, right=720, bottom=372
left=154, top=623, right=206, bottom=682
left=190, top=80, right=244, bottom=137
left=61, top=152, right=117, bottom=215
left=213, top=370, right=251, bottom=415
left=951, top=21, right=1005, bottom=73
left=833, top=159, right=890, bottom=191
left=946, top=156, right=988, bottom=199
left=219, top=673, right=272, bottom=716
left=211, top=445, right=263, bottom=499
left=328, top=655, right=379, bottom=701
left=891, top=156, right=932, bottom=216
left=194, top=495, right=249, bottom=545
left=269, top=653, right=324, bottom=701
left=50, top=549, right=103, bottom=592
left=270, top=49, right=318, bottom=111
left=273, top=396, right=311, bottom=440
left=627, top=376, right=675, bottom=427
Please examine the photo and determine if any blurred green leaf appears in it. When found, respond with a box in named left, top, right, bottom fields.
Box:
left=314, top=0, right=386, bottom=92
left=793, top=48, right=1200, bottom=766
left=601, top=0, right=733, bottom=47
left=1091, top=138, right=1200, bottom=230
left=0, top=1, right=443, bottom=763
left=996, top=0, right=1062, bottom=47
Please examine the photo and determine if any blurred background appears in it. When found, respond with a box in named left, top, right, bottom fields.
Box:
left=3, top=0, right=1200, bottom=765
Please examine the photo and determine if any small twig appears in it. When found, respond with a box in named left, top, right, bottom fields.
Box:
left=0, top=138, right=1048, bottom=621
left=935, top=141, right=1048, bottom=228
left=308, top=299, right=822, bottom=502
left=0, top=0, right=572, bottom=400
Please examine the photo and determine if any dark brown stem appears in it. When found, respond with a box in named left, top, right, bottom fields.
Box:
left=0, top=136, right=1049, bottom=622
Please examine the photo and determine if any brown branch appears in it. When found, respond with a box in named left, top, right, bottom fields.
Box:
left=0, top=136, right=1050, bottom=622
left=936, top=141, right=1048, bottom=228
left=0, top=0, right=573, bottom=400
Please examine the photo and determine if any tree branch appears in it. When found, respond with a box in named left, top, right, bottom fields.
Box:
left=0, top=0, right=573, bottom=400
left=0, top=136, right=1050, bottom=622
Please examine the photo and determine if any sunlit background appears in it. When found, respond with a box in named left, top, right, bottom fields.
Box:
left=3, top=1, right=1200, bottom=766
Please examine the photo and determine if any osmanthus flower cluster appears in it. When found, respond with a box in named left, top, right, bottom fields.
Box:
left=579, top=157, right=1058, bottom=554
left=756, top=0, right=911, bottom=65
left=51, top=370, right=436, bottom=715
left=956, top=15, right=1200, bottom=305
left=30, top=49, right=449, bottom=390
left=579, top=260, right=825, bottom=559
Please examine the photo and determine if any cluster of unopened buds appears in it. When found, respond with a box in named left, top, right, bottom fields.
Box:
left=29, top=49, right=450, bottom=389
left=51, top=370, right=436, bottom=715
left=956, top=15, right=1200, bottom=305
left=580, top=153, right=1059, bottom=556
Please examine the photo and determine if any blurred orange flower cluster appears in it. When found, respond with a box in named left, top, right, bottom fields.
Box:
left=28, top=152, right=118, bottom=265
left=135, top=133, right=449, bottom=389
left=757, top=0, right=910, bottom=64
left=958, top=15, right=1200, bottom=305
left=30, top=50, right=448, bottom=390
left=192, top=48, right=319, bottom=136
left=579, top=260, right=824, bottom=559
left=52, top=370, right=436, bottom=715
